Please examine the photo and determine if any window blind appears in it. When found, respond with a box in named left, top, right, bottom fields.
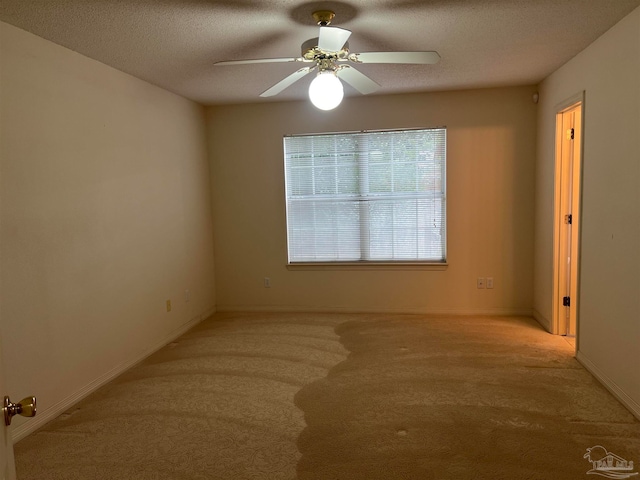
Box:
left=284, top=128, right=446, bottom=263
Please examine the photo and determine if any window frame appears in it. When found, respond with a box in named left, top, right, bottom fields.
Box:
left=283, top=127, right=448, bottom=268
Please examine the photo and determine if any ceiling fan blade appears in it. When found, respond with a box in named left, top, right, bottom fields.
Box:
left=337, top=66, right=380, bottom=95
left=215, top=57, right=303, bottom=66
left=351, top=51, right=441, bottom=64
left=318, top=26, right=352, bottom=52
left=260, top=66, right=316, bottom=97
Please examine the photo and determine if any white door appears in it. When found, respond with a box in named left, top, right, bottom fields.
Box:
left=554, top=100, right=582, bottom=338
left=0, top=338, right=17, bottom=480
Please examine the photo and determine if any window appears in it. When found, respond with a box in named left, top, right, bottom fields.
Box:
left=283, top=128, right=446, bottom=264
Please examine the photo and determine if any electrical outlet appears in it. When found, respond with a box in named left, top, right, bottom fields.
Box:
left=486, top=277, right=494, bottom=289
left=166, top=300, right=172, bottom=312
left=477, top=277, right=485, bottom=289
left=264, top=277, right=271, bottom=288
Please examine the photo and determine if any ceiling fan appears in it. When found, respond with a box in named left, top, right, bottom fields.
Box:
left=214, top=10, right=441, bottom=110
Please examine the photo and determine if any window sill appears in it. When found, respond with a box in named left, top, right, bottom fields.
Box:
left=286, top=262, right=448, bottom=271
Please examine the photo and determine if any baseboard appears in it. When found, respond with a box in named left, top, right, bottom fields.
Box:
left=216, top=304, right=533, bottom=317
left=576, top=351, right=640, bottom=421
left=532, top=308, right=552, bottom=333
left=11, top=307, right=215, bottom=443
left=200, top=305, right=217, bottom=320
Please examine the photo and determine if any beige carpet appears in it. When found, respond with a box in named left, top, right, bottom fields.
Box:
left=15, top=313, right=640, bottom=479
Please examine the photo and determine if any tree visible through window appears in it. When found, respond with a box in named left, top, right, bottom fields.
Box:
left=283, top=128, right=446, bottom=263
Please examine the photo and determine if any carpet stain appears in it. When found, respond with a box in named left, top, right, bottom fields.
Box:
left=294, top=314, right=640, bottom=480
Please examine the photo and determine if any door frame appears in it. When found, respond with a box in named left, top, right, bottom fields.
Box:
left=552, top=91, right=585, bottom=341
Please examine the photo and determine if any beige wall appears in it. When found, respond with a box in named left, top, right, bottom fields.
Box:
left=207, top=86, right=537, bottom=315
left=533, top=7, right=640, bottom=414
left=0, top=22, right=216, bottom=438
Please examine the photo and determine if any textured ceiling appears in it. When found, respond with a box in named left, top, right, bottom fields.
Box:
left=1, top=1, right=639, bottom=105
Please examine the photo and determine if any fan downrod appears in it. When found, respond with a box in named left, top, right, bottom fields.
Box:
left=312, top=10, right=335, bottom=26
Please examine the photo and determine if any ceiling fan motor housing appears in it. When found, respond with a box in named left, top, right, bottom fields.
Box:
left=301, top=38, right=349, bottom=61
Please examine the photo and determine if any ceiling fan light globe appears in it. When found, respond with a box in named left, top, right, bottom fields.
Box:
left=309, top=72, right=344, bottom=110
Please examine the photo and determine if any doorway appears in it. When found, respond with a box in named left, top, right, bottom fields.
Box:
left=553, top=94, right=583, bottom=341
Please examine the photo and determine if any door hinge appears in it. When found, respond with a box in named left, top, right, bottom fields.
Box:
left=567, top=128, right=575, bottom=140
left=563, top=296, right=570, bottom=307
left=564, top=214, right=572, bottom=225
